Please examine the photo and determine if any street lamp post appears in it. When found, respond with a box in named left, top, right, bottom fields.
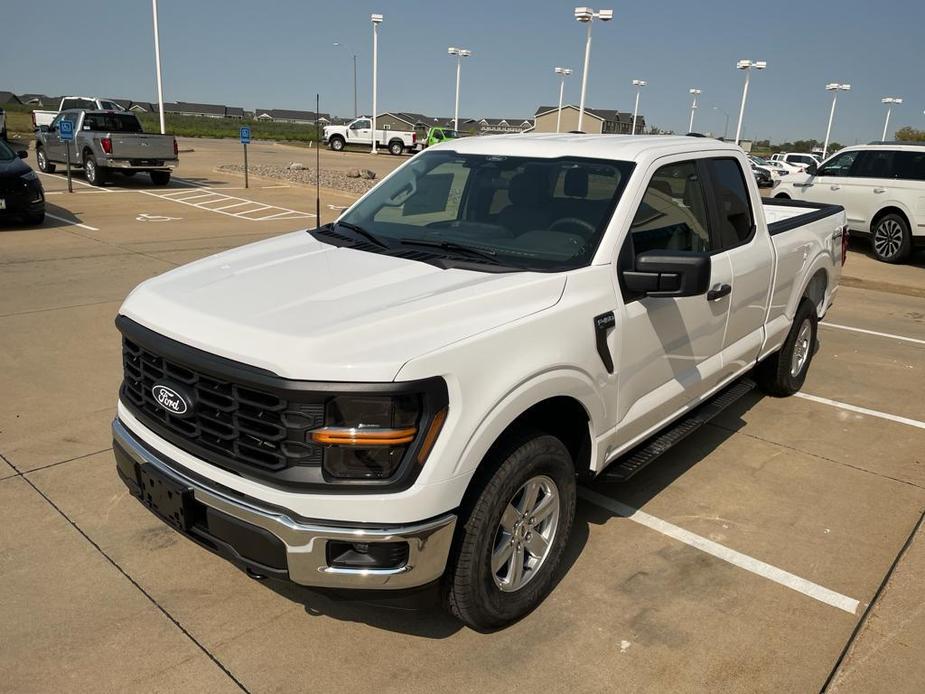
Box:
left=574, top=7, right=613, bottom=132
left=631, top=79, right=646, bottom=135
left=713, top=106, right=730, bottom=140
left=554, top=67, right=572, bottom=133
left=688, top=88, right=701, bottom=133
left=448, top=47, right=472, bottom=131
left=822, top=83, right=850, bottom=157
left=332, top=43, right=358, bottom=119
left=151, top=0, right=165, bottom=134
left=734, top=59, right=766, bottom=146
left=881, top=97, right=902, bottom=141
left=370, top=13, right=382, bottom=154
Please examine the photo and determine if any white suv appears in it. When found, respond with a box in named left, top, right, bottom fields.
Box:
left=770, top=152, right=820, bottom=170
left=780, top=143, right=925, bottom=263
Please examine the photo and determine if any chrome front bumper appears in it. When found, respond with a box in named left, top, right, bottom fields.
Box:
left=113, top=419, right=456, bottom=589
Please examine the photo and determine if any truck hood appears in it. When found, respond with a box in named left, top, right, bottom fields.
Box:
left=120, top=231, right=566, bottom=381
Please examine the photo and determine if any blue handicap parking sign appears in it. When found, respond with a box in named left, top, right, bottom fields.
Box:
left=60, top=119, right=74, bottom=141
left=240, top=127, right=251, bottom=144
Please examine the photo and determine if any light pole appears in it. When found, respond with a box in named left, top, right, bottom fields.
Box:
left=734, top=59, right=766, bottom=146
left=631, top=79, right=646, bottom=135
left=713, top=106, right=730, bottom=140
left=151, top=0, right=165, bottom=134
left=574, top=7, right=613, bottom=132
left=822, top=83, right=850, bottom=157
left=688, top=88, right=701, bottom=133
left=448, top=47, right=471, bottom=131
left=881, top=97, right=902, bottom=141
left=554, top=67, right=572, bottom=133
left=370, top=13, right=382, bottom=154
left=332, top=42, right=358, bottom=119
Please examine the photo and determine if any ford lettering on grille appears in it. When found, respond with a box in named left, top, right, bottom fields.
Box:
left=152, top=383, right=192, bottom=416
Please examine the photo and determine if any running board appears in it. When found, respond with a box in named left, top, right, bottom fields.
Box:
left=601, top=378, right=756, bottom=482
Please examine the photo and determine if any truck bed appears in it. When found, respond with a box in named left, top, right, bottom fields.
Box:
left=763, top=198, right=844, bottom=235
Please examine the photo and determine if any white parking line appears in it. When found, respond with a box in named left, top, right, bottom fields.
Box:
left=795, top=393, right=925, bottom=431
left=45, top=212, right=99, bottom=231
left=578, top=488, right=860, bottom=614
left=37, top=171, right=112, bottom=192
left=139, top=189, right=314, bottom=222
left=821, top=322, right=925, bottom=347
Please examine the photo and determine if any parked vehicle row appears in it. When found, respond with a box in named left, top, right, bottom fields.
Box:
left=35, top=110, right=178, bottom=186
left=111, top=134, right=846, bottom=630
left=0, top=138, right=45, bottom=225
left=323, top=117, right=416, bottom=155
left=775, top=142, right=925, bottom=263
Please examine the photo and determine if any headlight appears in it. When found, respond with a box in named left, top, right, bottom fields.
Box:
left=21, top=171, right=38, bottom=182
left=309, top=392, right=447, bottom=480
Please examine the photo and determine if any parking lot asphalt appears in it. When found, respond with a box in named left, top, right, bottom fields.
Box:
left=1, top=138, right=924, bottom=693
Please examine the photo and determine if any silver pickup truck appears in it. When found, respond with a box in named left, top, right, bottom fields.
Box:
left=35, top=110, right=178, bottom=186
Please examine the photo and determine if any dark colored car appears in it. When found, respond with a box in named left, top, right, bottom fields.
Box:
left=0, top=139, right=45, bottom=225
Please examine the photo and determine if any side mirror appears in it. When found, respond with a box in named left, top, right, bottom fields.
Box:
left=39, top=125, right=49, bottom=133
left=17, top=150, right=27, bottom=159
left=622, top=250, right=711, bottom=298
left=805, top=162, right=818, bottom=176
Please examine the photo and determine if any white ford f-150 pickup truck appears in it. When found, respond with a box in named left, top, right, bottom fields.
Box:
left=113, top=135, right=847, bottom=630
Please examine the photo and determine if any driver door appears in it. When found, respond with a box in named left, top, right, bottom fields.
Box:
left=349, top=119, right=372, bottom=145
left=792, top=150, right=862, bottom=226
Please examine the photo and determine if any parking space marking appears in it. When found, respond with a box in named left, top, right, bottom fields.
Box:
left=44, top=213, right=99, bottom=232
left=795, top=393, right=925, bottom=431
left=38, top=171, right=112, bottom=192
left=138, top=188, right=315, bottom=222
left=822, top=322, right=925, bottom=347
left=578, top=488, right=861, bottom=614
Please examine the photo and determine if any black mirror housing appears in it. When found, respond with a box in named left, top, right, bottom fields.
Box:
left=622, top=250, right=711, bottom=298
left=805, top=162, right=817, bottom=175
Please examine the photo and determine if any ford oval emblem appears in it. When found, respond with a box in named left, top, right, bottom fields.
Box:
left=151, top=383, right=193, bottom=417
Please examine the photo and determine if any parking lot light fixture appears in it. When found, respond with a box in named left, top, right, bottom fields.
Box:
left=631, top=80, right=646, bottom=135
left=822, top=83, right=850, bottom=158
left=574, top=7, right=613, bottom=132
left=448, top=47, right=472, bottom=131
left=370, top=14, right=383, bottom=154
left=688, top=88, right=702, bottom=133
left=151, top=0, right=165, bottom=135
left=881, top=97, right=903, bottom=141
left=734, top=59, right=767, bottom=146
left=554, top=67, right=573, bottom=133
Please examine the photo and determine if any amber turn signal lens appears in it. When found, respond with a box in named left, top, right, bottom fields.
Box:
left=310, top=426, right=418, bottom=446
left=416, top=408, right=447, bottom=465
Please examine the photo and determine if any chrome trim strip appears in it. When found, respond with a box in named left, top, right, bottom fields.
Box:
left=113, top=418, right=456, bottom=589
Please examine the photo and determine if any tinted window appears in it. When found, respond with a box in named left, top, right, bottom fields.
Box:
left=61, top=98, right=94, bottom=111
left=351, top=119, right=370, bottom=130
left=629, top=160, right=712, bottom=255
left=0, top=139, right=15, bottom=161
left=708, top=158, right=755, bottom=248
left=82, top=113, right=142, bottom=133
left=853, top=150, right=896, bottom=179
left=818, top=150, right=859, bottom=177
left=893, top=152, right=925, bottom=181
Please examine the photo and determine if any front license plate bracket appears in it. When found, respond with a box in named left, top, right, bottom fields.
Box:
left=136, top=464, right=194, bottom=531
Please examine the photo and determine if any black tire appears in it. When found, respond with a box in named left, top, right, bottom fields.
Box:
left=36, top=146, right=55, bottom=173
left=122, top=171, right=137, bottom=177
left=83, top=153, right=106, bottom=186
left=329, top=136, right=345, bottom=152
left=149, top=171, right=171, bottom=186
left=443, top=430, right=576, bottom=631
left=23, top=211, right=45, bottom=226
left=870, top=212, right=911, bottom=264
left=774, top=192, right=790, bottom=199
left=388, top=140, right=404, bottom=156
left=755, top=298, right=818, bottom=397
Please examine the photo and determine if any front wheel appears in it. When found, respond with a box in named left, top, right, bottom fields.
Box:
left=871, top=213, right=911, bottom=264
left=329, top=137, right=345, bottom=152
left=84, top=154, right=106, bottom=186
left=388, top=140, right=404, bottom=156
left=149, top=171, right=171, bottom=186
left=36, top=146, right=55, bottom=173
left=443, top=431, right=576, bottom=631
left=755, top=298, right=818, bottom=397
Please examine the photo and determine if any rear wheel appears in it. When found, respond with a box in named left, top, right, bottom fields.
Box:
left=149, top=171, right=171, bottom=186
left=443, top=430, right=576, bottom=631
left=388, top=140, right=404, bottom=156
left=329, top=136, right=345, bottom=152
left=755, top=298, right=818, bottom=397
left=871, top=213, right=911, bottom=264
left=83, top=153, right=106, bottom=186
left=36, top=146, right=55, bottom=173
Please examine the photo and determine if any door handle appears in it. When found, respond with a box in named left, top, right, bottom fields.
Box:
left=707, top=284, right=731, bottom=301
left=873, top=187, right=886, bottom=194
left=830, top=185, right=840, bottom=191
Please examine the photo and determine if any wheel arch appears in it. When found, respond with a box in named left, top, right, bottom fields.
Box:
left=870, top=205, right=911, bottom=234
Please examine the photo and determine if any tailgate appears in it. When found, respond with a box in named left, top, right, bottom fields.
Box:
left=110, top=134, right=175, bottom=160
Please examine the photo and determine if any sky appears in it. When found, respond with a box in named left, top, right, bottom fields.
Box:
left=3, top=0, right=923, bottom=143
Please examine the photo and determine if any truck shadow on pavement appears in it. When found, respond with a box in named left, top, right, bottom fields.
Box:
left=258, top=391, right=758, bottom=637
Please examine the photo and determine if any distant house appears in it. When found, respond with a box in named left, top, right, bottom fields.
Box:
left=112, top=98, right=134, bottom=111
left=19, top=93, right=53, bottom=107
left=469, top=117, right=533, bottom=135
left=533, top=105, right=644, bottom=135
left=255, top=108, right=329, bottom=125
left=0, top=91, right=22, bottom=106
left=129, top=102, right=157, bottom=113
left=164, top=102, right=240, bottom=119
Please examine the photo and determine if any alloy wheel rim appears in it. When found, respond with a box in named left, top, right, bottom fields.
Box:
left=874, top=219, right=903, bottom=258
left=491, top=474, right=560, bottom=592
left=791, top=318, right=812, bottom=377
left=86, top=160, right=95, bottom=182
left=37, top=150, right=46, bottom=168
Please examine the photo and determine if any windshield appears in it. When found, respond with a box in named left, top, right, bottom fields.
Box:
left=338, top=151, right=633, bottom=271
left=0, top=139, right=15, bottom=161
left=82, top=113, right=143, bottom=133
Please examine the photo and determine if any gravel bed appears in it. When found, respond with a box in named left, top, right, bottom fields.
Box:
left=217, top=164, right=378, bottom=195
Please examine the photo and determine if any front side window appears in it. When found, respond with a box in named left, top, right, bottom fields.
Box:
left=338, top=151, right=634, bottom=271
left=708, top=158, right=755, bottom=248
left=351, top=119, right=370, bottom=130
left=853, top=150, right=896, bottom=179
left=629, top=160, right=712, bottom=255
left=818, top=151, right=859, bottom=177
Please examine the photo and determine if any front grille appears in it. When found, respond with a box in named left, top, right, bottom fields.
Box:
left=120, top=337, right=323, bottom=473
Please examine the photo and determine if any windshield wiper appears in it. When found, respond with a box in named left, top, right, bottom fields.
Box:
left=399, top=238, right=500, bottom=263
left=336, top=221, right=389, bottom=249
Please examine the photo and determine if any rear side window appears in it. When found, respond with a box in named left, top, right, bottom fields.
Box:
left=707, top=158, right=755, bottom=248
left=893, top=152, right=925, bottom=181
left=629, top=160, right=712, bottom=255
left=853, top=150, right=896, bottom=179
